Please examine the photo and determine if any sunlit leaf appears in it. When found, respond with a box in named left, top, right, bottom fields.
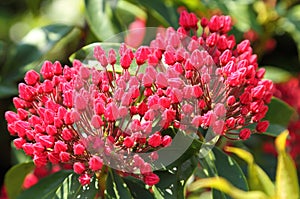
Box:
left=85, top=0, right=122, bottom=41
left=105, top=169, right=132, bottom=199
left=198, top=146, right=248, bottom=199
left=225, top=146, right=275, bottom=197
left=188, top=177, right=268, bottom=199
left=275, top=130, right=299, bottom=199
left=263, top=66, right=292, bottom=83
left=5, top=162, right=35, bottom=199
left=3, top=24, right=74, bottom=82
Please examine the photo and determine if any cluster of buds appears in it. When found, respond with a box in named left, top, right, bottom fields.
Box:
left=5, top=11, right=273, bottom=186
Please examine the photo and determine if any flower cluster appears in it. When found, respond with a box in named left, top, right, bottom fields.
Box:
left=5, top=11, right=273, bottom=186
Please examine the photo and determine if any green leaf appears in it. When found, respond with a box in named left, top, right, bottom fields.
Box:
left=5, top=162, right=35, bottom=199
left=188, top=177, right=268, bottom=199
left=153, top=156, right=198, bottom=199
left=17, top=170, right=97, bottom=199
left=263, top=66, right=293, bottom=83
left=279, top=5, right=300, bottom=61
left=54, top=173, right=98, bottom=199
left=225, top=146, right=275, bottom=197
left=3, top=24, right=74, bottom=82
left=84, top=0, right=122, bottom=41
left=134, top=0, right=179, bottom=27
left=0, top=84, right=18, bottom=98
left=265, top=97, right=295, bottom=127
left=198, top=147, right=248, bottom=199
left=123, top=176, right=154, bottom=199
left=275, top=130, right=299, bottom=199
left=105, top=169, right=133, bottom=199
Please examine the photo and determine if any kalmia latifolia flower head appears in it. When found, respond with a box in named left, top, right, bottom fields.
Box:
left=5, top=11, right=273, bottom=186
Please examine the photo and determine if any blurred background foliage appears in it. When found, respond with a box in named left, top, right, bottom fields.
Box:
left=0, top=0, right=300, bottom=191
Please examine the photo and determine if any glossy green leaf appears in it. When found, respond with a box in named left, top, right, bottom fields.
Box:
left=265, top=97, right=295, bottom=127
left=123, top=176, right=154, bottom=199
left=153, top=156, right=198, bottom=199
left=85, top=0, right=122, bottom=41
left=5, top=162, right=35, bottom=199
left=17, top=170, right=83, bottom=199
left=3, top=24, right=74, bottom=82
left=263, top=66, right=292, bottom=83
left=275, top=130, right=299, bottom=199
left=54, top=173, right=98, bottom=199
left=188, top=177, right=268, bottom=199
left=198, top=146, right=248, bottom=199
left=134, top=0, right=179, bottom=27
left=225, top=146, right=275, bottom=197
left=105, top=169, right=132, bottom=199
left=279, top=5, right=300, bottom=61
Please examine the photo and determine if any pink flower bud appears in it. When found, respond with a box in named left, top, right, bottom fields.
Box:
left=73, top=143, right=85, bottom=155
left=39, top=135, right=54, bottom=148
left=62, top=129, right=74, bottom=141
left=5, top=111, right=19, bottom=123
left=14, top=138, right=26, bottom=149
left=33, top=154, right=48, bottom=167
left=148, top=132, right=162, bottom=147
left=239, top=128, right=251, bottom=140
left=53, top=61, right=63, bottom=75
left=162, top=135, right=172, bottom=147
left=79, top=174, right=91, bottom=185
left=123, top=136, right=135, bottom=148
left=59, top=152, right=70, bottom=162
left=73, top=162, right=86, bottom=174
left=22, top=143, right=34, bottom=155
left=89, top=155, right=103, bottom=171
left=143, top=173, right=160, bottom=186
left=40, top=61, right=54, bottom=79
left=256, top=121, right=269, bottom=133
left=54, top=140, right=68, bottom=153
left=24, top=70, right=40, bottom=85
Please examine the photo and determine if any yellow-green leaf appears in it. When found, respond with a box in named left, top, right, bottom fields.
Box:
left=225, top=146, right=275, bottom=197
left=188, top=177, right=268, bottom=199
left=275, top=130, right=299, bottom=199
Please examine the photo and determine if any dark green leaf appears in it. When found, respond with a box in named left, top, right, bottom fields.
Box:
left=153, top=156, right=198, bottom=199
left=264, top=66, right=292, bottom=83
left=134, top=0, right=179, bottom=27
left=0, top=85, right=18, bottom=98
left=106, top=169, right=132, bottom=199
left=5, top=162, right=35, bottom=199
left=198, top=146, right=248, bottom=199
left=17, top=170, right=78, bottom=199
left=3, top=24, right=74, bottom=82
left=84, top=0, right=122, bottom=41
left=265, top=97, right=295, bottom=127
left=54, top=173, right=98, bottom=199
left=123, top=176, right=154, bottom=199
